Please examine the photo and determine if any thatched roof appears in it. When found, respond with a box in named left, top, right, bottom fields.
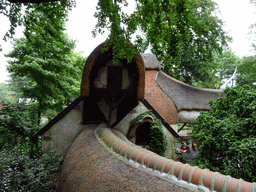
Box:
left=80, top=42, right=145, bottom=101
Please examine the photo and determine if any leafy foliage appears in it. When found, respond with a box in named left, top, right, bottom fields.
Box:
left=192, top=85, right=256, bottom=182
left=93, top=0, right=231, bottom=85
left=236, top=56, right=256, bottom=90
left=192, top=48, right=240, bottom=89
left=0, top=82, right=19, bottom=103
left=131, top=110, right=167, bottom=156
left=0, top=99, right=62, bottom=191
left=0, top=147, right=62, bottom=192
left=5, top=2, right=85, bottom=123
left=148, top=124, right=167, bottom=156
left=93, top=0, right=142, bottom=64
left=0, top=0, right=76, bottom=52
left=0, top=100, right=39, bottom=152
left=216, top=48, right=241, bottom=82
left=131, top=110, right=161, bottom=125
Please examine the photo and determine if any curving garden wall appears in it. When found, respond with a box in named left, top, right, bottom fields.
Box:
left=95, top=126, right=256, bottom=192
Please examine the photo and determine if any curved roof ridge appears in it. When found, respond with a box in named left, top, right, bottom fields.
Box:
left=156, top=71, right=223, bottom=111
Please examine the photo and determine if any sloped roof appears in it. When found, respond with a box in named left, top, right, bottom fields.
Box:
left=142, top=50, right=224, bottom=125
left=156, top=71, right=223, bottom=111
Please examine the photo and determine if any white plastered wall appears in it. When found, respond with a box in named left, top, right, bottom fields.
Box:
left=41, top=100, right=98, bottom=157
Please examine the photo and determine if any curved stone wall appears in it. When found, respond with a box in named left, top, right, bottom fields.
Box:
left=96, top=126, right=256, bottom=192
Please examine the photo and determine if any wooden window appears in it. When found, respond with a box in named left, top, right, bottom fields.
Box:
left=107, top=66, right=123, bottom=90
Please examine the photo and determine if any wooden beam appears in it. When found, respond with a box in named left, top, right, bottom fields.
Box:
left=141, top=99, right=180, bottom=138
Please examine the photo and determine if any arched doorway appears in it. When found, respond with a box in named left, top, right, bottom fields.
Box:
left=135, top=122, right=151, bottom=146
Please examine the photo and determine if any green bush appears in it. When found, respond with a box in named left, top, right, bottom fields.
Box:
left=148, top=124, right=167, bottom=156
left=44, top=108, right=58, bottom=122
left=0, top=99, right=62, bottom=191
left=192, top=85, right=256, bottom=182
left=0, top=101, right=39, bottom=151
left=0, top=147, right=62, bottom=192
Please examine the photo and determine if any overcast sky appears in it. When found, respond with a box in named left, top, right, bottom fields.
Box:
left=0, top=0, right=256, bottom=83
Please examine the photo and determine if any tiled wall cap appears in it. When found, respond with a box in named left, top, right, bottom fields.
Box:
left=186, top=166, right=198, bottom=183
left=109, top=139, right=121, bottom=150
left=135, top=151, right=149, bottom=163
left=117, top=144, right=130, bottom=154
left=132, top=151, right=144, bottom=162
left=95, top=126, right=255, bottom=192
left=140, top=153, right=153, bottom=165
left=236, top=178, right=244, bottom=192
left=124, top=148, right=137, bottom=158
left=252, top=182, right=256, bottom=192
left=152, top=157, right=165, bottom=170
left=210, top=172, right=219, bottom=191
left=178, top=164, right=190, bottom=180
left=168, top=161, right=180, bottom=175
left=222, top=175, right=231, bottom=192
left=198, top=169, right=209, bottom=186
left=114, top=142, right=127, bottom=152
left=147, top=155, right=160, bottom=168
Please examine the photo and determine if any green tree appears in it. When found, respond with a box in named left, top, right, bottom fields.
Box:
left=93, top=0, right=231, bottom=85
left=193, top=48, right=240, bottom=89
left=0, top=0, right=76, bottom=52
left=67, top=51, right=87, bottom=101
left=0, top=148, right=61, bottom=191
left=216, top=48, right=241, bottom=82
left=0, top=82, right=19, bottom=103
left=6, top=76, right=33, bottom=103
left=236, top=56, right=256, bottom=90
left=192, top=85, right=256, bottom=182
left=5, top=2, right=83, bottom=124
left=240, top=0, right=256, bottom=89
left=162, top=0, right=231, bottom=84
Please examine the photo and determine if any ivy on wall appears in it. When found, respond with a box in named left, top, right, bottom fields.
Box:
left=131, top=110, right=167, bottom=156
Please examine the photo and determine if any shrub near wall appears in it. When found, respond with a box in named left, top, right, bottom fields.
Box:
left=0, top=101, right=62, bottom=191
left=0, top=147, right=61, bottom=192
left=192, top=85, right=256, bottom=182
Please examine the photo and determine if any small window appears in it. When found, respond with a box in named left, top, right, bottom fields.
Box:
left=107, top=66, right=123, bottom=90
left=82, top=97, right=106, bottom=124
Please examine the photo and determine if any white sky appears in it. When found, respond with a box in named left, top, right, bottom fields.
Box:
left=0, top=0, right=256, bottom=83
